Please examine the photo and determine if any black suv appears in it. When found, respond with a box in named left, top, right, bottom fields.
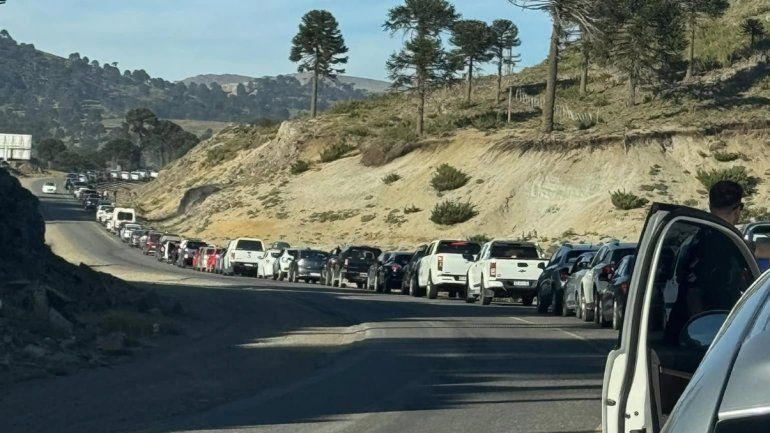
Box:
left=536, top=243, right=600, bottom=313
left=325, top=246, right=382, bottom=289
left=366, top=251, right=412, bottom=293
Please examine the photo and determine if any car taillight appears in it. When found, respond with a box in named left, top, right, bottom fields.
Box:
left=560, top=269, right=569, bottom=282
left=602, top=265, right=615, bottom=278
left=390, top=264, right=401, bottom=272
left=620, top=282, right=629, bottom=295
left=437, top=255, right=444, bottom=271
left=489, top=262, right=497, bottom=277
left=344, top=258, right=349, bottom=268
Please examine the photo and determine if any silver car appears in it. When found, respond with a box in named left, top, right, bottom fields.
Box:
left=560, top=251, right=595, bottom=316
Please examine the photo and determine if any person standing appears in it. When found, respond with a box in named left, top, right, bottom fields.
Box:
left=708, top=180, right=744, bottom=227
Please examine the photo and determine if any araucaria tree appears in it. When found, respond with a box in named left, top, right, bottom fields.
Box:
left=509, top=0, right=599, bottom=133
left=289, top=10, right=349, bottom=118
left=680, top=0, right=728, bottom=81
left=489, top=19, right=521, bottom=101
left=384, top=0, right=460, bottom=135
left=451, top=20, right=495, bottom=103
left=741, top=18, right=766, bottom=51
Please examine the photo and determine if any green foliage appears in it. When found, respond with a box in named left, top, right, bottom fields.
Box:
left=307, top=209, right=359, bottom=223
left=430, top=200, right=478, bottom=225
left=36, top=138, right=67, bottom=164
left=574, top=117, right=597, bottom=130
left=404, top=205, right=422, bottom=214
left=741, top=205, right=770, bottom=224
left=489, top=19, right=521, bottom=94
left=385, top=210, right=407, bottom=226
left=360, top=214, right=376, bottom=223
left=712, top=151, right=743, bottom=162
left=467, top=234, right=492, bottom=243
left=382, top=173, right=402, bottom=184
left=319, top=140, right=355, bottom=163
left=741, top=18, right=766, bottom=49
left=696, top=166, right=760, bottom=195
left=290, top=160, right=310, bottom=174
left=610, top=190, right=650, bottom=210
left=450, top=20, right=495, bottom=102
left=360, top=121, right=420, bottom=166
left=205, top=124, right=276, bottom=166
left=430, top=163, right=470, bottom=192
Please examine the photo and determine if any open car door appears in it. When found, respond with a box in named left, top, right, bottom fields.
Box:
left=603, top=204, right=759, bottom=433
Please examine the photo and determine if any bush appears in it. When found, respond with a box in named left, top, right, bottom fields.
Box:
left=360, top=214, right=376, bottom=223
left=430, top=164, right=470, bottom=192
left=467, top=234, right=491, bottom=243
left=344, top=125, right=370, bottom=137
left=712, top=151, right=743, bottom=162
left=430, top=200, right=478, bottom=225
left=403, top=205, right=421, bottom=214
left=695, top=166, right=759, bottom=195
left=610, top=190, right=649, bottom=210
left=382, top=173, right=402, bottom=184
left=290, top=160, right=310, bottom=174
left=319, top=140, right=355, bottom=163
left=574, top=117, right=597, bottom=130
left=360, top=122, right=420, bottom=167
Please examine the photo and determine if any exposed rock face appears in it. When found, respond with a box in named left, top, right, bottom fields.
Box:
left=0, top=168, right=180, bottom=384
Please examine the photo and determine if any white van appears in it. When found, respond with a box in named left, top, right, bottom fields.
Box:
left=223, top=238, right=264, bottom=276
left=110, top=208, right=136, bottom=234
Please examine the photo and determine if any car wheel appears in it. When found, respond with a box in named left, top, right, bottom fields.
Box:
left=383, top=277, right=392, bottom=294
left=536, top=282, right=549, bottom=313
left=552, top=291, right=563, bottom=316
left=426, top=274, right=438, bottom=299
left=582, top=292, right=593, bottom=322
left=480, top=278, right=493, bottom=306
left=576, top=292, right=583, bottom=319
left=409, top=276, right=421, bottom=297
left=521, top=295, right=534, bottom=306
left=464, top=280, right=475, bottom=303
left=594, top=291, right=601, bottom=325
left=612, top=299, right=621, bottom=331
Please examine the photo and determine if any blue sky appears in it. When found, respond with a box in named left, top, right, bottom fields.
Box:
left=0, top=0, right=550, bottom=82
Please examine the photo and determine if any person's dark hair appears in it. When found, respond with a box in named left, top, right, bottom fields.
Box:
left=709, top=180, right=743, bottom=210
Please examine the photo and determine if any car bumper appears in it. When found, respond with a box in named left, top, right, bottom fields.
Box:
left=433, top=274, right=466, bottom=287
left=486, top=279, right=538, bottom=295
left=297, top=267, right=323, bottom=278
left=342, top=271, right=369, bottom=283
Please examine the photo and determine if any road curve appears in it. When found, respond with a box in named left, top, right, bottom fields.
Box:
left=0, top=177, right=616, bottom=433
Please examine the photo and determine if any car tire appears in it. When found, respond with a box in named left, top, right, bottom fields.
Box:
left=612, top=299, right=621, bottom=331
left=409, top=276, right=422, bottom=297
left=464, top=280, right=475, bottom=303
left=582, top=292, right=593, bottom=322
left=536, top=282, right=549, bottom=313
left=594, top=290, right=601, bottom=325
left=480, top=278, right=492, bottom=306
left=426, top=275, right=438, bottom=299
left=521, top=296, right=534, bottom=306
left=552, top=292, right=563, bottom=316
left=576, top=291, right=583, bottom=319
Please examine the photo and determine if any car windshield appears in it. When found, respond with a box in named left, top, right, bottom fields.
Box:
left=489, top=243, right=539, bottom=259
left=236, top=240, right=263, bottom=251
left=436, top=241, right=481, bottom=255
left=301, top=251, right=328, bottom=260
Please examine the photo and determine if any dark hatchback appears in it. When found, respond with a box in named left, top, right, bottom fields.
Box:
left=402, top=245, right=429, bottom=296
left=83, top=195, right=101, bottom=210
left=289, top=249, right=329, bottom=283
left=599, top=254, right=635, bottom=330
left=367, top=251, right=412, bottom=293
left=326, top=246, right=382, bottom=288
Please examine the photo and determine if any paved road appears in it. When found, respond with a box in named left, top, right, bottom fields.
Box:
left=0, top=178, right=616, bottom=433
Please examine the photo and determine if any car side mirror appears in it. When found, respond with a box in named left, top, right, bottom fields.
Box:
left=537, top=262, right=546, bottom=270
left=680, top=311, right=729, bottom=349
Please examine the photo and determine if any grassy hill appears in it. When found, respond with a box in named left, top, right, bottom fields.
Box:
left=129, top=1, right=770, bottom=249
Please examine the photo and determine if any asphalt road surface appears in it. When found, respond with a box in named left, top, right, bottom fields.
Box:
left=0, top=178, right=618, bottom=433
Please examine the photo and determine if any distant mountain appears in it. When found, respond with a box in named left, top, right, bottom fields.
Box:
left=181, top=73, right=391, bottom=94
left=0, top=30, right=375, bottom=153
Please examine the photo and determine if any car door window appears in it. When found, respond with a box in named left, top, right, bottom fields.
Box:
left=646, top=219, right=754, bottom=426
left=550, top=249, right=564, bottom=266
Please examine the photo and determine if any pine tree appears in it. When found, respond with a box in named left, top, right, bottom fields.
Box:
left=450, top=20, right=495, bottom=103
left=289, top=10, right=349, bottom=118
left=384, top=0, right=460, bottom=135
left=489, top=19, right=521, bottom=101
left=741, top=18, right=765, bottom=51
left=680, top=0, right=729, bottom=81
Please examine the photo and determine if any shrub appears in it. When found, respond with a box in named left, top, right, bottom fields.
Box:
left=430, top=164, right=470, bottom=192
left=344, top=125, right=370, bottom=137
left=742, top=205, right=770, bottom=224
left=574, top=117, right=597, bottom=130
left=712, top=151, right=742, bottom=162
left=360, top=122, right=420, bottom=167
left=467, top=234, right=491, bottom=243
left=683, top=199, right=699, bottom=207
left=695, top=166, right=759, bottom=195
left=382, top=173, right=402, bottom=184
left=290, top=160, right=310, bottom=174
left=326, top=99, right=368, bottom=115
left=360, top=214, right=376, bottom=223
left=610, top=190, right=649, bottom=210
left=319, top=140, right=355, bottom=163
left=403, top=205, right=421, bottom=214
left=430, top=200, right=478, bottom=225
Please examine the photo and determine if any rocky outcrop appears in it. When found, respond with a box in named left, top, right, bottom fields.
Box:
left=0, top=168, right=180, bottom=384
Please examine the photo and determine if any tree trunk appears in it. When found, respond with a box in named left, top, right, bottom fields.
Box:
left=685, top=13, right=696, bottom=81
left=579, top=44, right=589, bottom=96
left=627, top=73, right=637, bottom=108
left=466, top=58, right=473, bottom=104
left=416, top=70, right=425, bottom=136
left=497, top=59, right=503, bottom=102
left=311, top=67, right=319, bottom=118
left=543, top=21, right=560, bottom=133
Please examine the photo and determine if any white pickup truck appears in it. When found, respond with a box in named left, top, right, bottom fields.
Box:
left=466, top=240, right=547, bottom=306
left=223, top=238, right=264, bottom=276
left=417, top=240, right=482, bottom=299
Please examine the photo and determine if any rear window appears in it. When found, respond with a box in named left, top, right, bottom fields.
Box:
left=236, top=240, right=263, bottom=251
left=301, top=250, right=328, bottom=260
left=116, top=212, right=133, bottom=220
left=270, top=251, right=281, bottom=258
left=566, top=249, right=596, bottom=262
left=347, top=248, right=381, bottom=259
left=186, top=241, right=206, bottom=249
left=392, top=254, right=412, bottom=265
left=436, top=241, right=481, bottom=255
left=489, top=243, right=539, bottom=259
left=611, top=248, right=636, bottom=264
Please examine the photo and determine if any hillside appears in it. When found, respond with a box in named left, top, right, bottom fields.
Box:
left=0, top=30, right=373, bottom=152
left=181, top=73, right=391, bottom=94
left=129, top=1, right=770, bottom=249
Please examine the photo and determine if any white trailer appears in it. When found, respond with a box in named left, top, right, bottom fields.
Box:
left=0, top=134, right=32, bottom=161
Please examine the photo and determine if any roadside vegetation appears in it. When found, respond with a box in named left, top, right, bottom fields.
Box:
left=431, top=164, right=470, bottom=192
left=431, top=200, right=478, bottom=225
left=610, top=190, right=649, bottom=210
left=696, top=166, right=760, bottom=195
